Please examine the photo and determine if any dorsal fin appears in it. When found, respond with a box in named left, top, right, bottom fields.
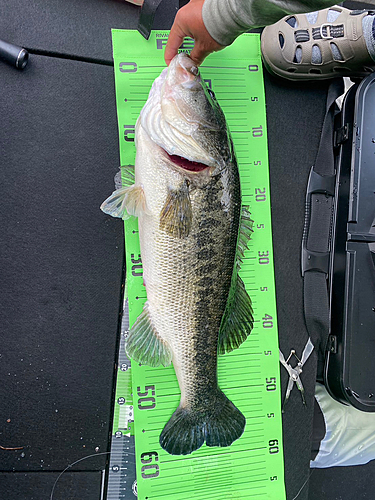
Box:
left=218, top=206, right=254, bottom=354
left=236, top=205, right=253, bottom=268
left=218, top=274, right=253, bottom=354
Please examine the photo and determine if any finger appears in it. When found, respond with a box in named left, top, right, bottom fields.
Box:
left=164, top=22, right=186, bottom=66
left=189, top=43, right=209, bottom=66
left=190, top=38, right=221, bottom=66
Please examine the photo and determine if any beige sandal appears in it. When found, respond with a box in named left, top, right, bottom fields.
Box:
left=261, top=6, right=375, bottom=80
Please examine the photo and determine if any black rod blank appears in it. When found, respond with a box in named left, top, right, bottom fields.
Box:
left=0, top=39, right=29, bottom=69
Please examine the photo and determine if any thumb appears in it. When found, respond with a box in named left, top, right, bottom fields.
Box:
left=164, top=22, right=185, bottom=66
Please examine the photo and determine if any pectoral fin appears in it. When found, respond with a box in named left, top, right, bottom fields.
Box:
left=114, top=165, right=135, bottom=189
left=159, top=182, right=192, bottom=238
left=126, top=303, right=172, bottom=367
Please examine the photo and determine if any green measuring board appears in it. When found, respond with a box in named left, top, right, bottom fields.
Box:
left=108, top=29, right=286, bottom=500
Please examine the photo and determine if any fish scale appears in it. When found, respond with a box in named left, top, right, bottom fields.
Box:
left=150, top=182, right=236, bottom=411
left=105, top=29, right=286, bottom=500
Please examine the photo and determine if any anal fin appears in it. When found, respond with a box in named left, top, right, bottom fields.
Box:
left=126, top=303, right=172, bottom=367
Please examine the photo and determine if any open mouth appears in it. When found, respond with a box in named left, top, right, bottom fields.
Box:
left=167, top=152, right=209, bottom=172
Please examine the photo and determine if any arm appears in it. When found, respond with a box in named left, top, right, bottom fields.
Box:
left=165, top=0, right=343, bottom=66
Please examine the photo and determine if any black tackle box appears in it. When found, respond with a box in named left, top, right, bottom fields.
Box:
left=324, top=73, right=375, bottom=411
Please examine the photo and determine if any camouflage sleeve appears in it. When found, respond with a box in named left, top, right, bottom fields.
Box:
left=202, top=0, right=350, bottom=46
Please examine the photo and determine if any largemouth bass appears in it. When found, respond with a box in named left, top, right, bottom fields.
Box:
left=101, top=53, right=253, bottom=455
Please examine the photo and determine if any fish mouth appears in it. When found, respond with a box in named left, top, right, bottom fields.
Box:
left=166, top=152, right=209, bottom=173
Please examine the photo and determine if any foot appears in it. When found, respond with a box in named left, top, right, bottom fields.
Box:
left=261, top=6, right=375, bottom=81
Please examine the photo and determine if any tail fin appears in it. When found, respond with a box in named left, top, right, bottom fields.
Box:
left=159, top=390, right=245, bottom=455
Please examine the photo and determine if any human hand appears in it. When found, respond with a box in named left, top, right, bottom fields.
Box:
left=164, top=0, right=224, bottom=66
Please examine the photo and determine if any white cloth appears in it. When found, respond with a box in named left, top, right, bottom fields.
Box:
left=311, top=383, right=375, bottom=468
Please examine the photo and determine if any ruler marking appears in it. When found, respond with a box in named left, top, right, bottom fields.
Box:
left=155, top=462, right=268, bottom=478
left=201, top=65, right=246, bottom=69
left=160, top=446, right=267, bottom=466
left=152, top=475, right=267, bottom=492
left=213, top=77, right=246, bottom=80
